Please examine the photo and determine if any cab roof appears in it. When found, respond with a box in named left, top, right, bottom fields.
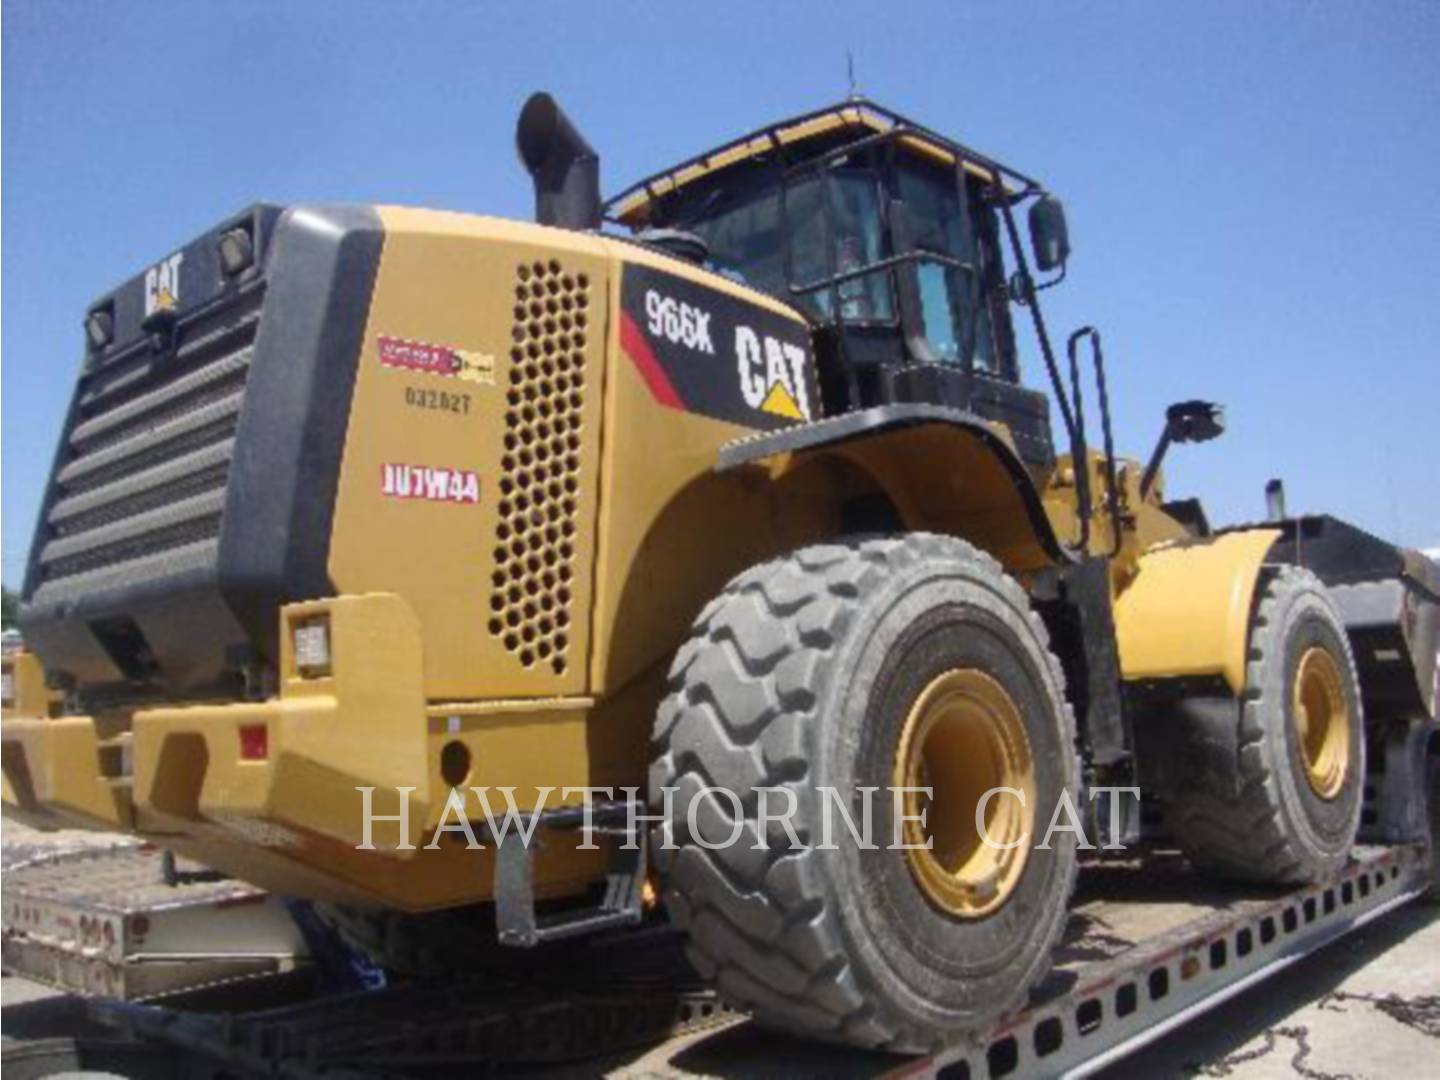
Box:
left=605, top=98, right=1039, bottom=229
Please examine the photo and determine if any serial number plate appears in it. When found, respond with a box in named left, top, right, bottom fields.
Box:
left=404, top=386, right=471, bottom=415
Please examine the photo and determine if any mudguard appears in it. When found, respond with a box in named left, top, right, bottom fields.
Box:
left=1113, top=530, right=1280, bottom=694
left=717, top=403, right=1069, bottom=573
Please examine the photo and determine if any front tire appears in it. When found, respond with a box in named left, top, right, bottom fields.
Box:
left=650, top=535, right=1079, bottom=1052
left=1161, top=566, right=1364, bottom=884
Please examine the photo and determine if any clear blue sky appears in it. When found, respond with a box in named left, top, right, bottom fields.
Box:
left=3, top=1, right=1437, bottom=586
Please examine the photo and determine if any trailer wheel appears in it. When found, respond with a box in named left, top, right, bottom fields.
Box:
left=1162, top=566, right=1364, bottom=884
left=650, top=535, right=1079, bottom=1053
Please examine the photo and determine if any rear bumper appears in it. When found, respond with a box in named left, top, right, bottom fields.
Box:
left=2, top=593, right=607, bottom=909
left=2, top=715, right=129, bottom=831
left=132, top=592, right=435, bottom=852
left=3, top=650, right=111, bottom=829
left=4, top=594, right=431, bottom=847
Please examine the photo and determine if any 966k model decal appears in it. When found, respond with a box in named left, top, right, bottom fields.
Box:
left=620, top=265, right=818, bottom=431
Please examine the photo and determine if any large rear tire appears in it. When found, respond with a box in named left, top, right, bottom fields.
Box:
left=650, top=535, right=1079, bottom=1053
left=1160, top=565, right=1364, bottom=884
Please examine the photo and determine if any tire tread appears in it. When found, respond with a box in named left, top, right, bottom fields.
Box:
left=1162, top=565, right=1363, bottom=884
left=650, top=534, right=1078, bottom=1051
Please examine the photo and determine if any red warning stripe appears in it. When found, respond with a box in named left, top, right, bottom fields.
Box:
left=619, top=311, right=685, bottom=410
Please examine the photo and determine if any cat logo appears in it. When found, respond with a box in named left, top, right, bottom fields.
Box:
left=143, top=252, right=184, bottom=319
left=736, top=325, right=812, bottom=421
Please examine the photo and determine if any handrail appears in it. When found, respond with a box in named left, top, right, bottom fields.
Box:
left=1066, top=327, right=1123, bottom=556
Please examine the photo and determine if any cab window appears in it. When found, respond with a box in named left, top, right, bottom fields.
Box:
left=785, top=171, right=894, bottom=324
left=675, top=169, right=896, bottom=326
left=895, top=163, right=1003, bottom=377
left=681, top=184, right=786, bottom=297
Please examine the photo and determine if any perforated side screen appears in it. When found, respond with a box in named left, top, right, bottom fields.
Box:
left=488, top=259, right=592, bottom=674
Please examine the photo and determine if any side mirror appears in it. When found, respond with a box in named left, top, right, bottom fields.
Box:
left=1165, top=399, right=1226, bottom=443
left=1140, top=400, right=1225, bottom=499
left=1028, top=195, right=1070, bottom=272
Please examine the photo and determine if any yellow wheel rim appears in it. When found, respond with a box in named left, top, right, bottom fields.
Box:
left=893, top=668, right=1036, bottom=919
left=1293, top=646, right=1350, bottom=800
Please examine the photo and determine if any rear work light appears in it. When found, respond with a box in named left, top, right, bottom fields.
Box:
left=218, top=226, right=255, bottom=277
left=292, top=618, right=332, bottom=677
left=85, top=307, right=115, bottom=351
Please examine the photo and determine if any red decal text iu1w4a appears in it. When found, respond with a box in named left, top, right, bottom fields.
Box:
left=380, top=463, right=480, bottom=504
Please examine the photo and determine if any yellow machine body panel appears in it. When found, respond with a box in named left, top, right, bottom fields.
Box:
left=2, top=651, right=56, bottom=721
left=584, top=242, right=830, bottom=696
left=329, top=209, right=611, bottom=700
left=1113, top=529, right=1281, bottom=693
left=327, top=209, right=827, bottom=704
left=733, top=422, right=1060, bottom=574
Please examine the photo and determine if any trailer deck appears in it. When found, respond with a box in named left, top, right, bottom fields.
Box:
left=3, top=840, right=1429, bottom=1079
left=2, top=842, right=305, bottom=1002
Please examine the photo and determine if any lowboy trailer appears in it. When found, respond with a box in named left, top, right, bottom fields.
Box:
left=4, top=751, right=1435, bottom=1078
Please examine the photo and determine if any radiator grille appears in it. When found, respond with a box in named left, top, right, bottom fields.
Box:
left=30, top=287, right=264, bottom=605
left=488, top=259, right=590, bottom=674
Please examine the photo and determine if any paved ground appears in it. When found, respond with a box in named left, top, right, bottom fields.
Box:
left=1096, top=900, right=1439, bottom=1079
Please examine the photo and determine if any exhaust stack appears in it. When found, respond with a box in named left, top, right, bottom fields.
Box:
left=516, top=92, right=601, bottom=230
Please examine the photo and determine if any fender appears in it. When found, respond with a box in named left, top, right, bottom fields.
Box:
left=1113, top=529, right=1281, bottom=694
left=716, top=403, right=1070, bottom=573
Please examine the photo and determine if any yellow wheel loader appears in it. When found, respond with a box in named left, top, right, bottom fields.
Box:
left=3, top=92, right=1436, bottom=1052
